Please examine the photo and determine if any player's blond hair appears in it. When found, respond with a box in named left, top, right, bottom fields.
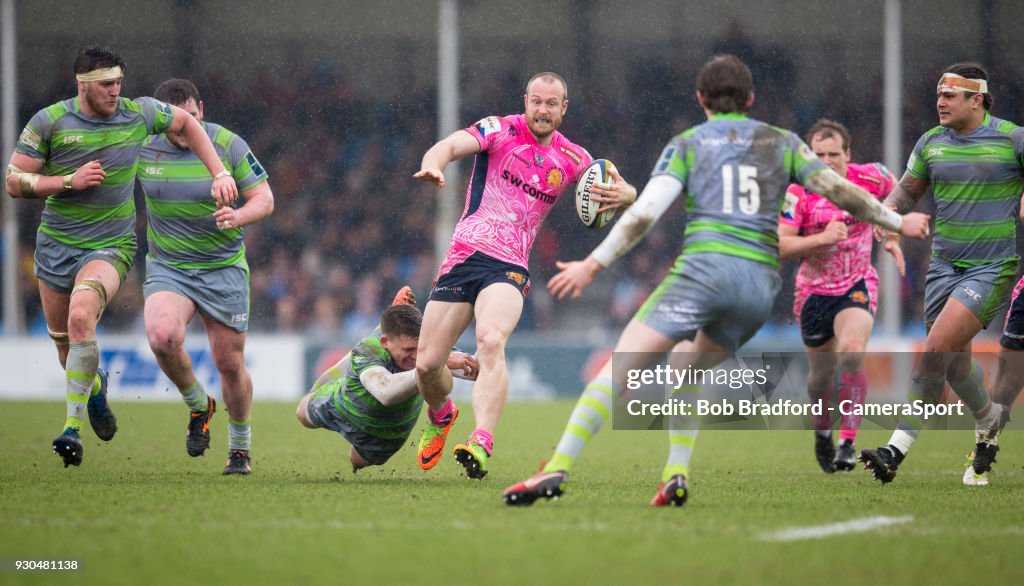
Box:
left=526, top=72, right=568, bottom=102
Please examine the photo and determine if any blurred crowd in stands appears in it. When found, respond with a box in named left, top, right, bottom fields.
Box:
left=6, top=24, right=1023, bottom=342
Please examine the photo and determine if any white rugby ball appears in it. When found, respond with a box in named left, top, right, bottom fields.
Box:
left=575, top=159, right=618, bottom=229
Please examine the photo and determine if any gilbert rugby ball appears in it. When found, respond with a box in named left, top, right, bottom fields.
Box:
left=575, top=159, right=618, bottom=229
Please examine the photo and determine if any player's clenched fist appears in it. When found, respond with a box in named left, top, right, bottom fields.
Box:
left=820, top=220, right=848, bottom=245
left=898, top=212, right=931, bottom=240
left=210, top=172, right=238, bottom=207
left=71, top=160, right=106, bottom=191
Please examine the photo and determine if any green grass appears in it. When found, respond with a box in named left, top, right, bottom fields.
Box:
left=1, top=400, right=1023, bottom=585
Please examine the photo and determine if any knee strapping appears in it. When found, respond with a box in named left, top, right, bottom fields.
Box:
left=47, top=328, right=70, bottom=346
left=71, top=278, right=109, bottom=314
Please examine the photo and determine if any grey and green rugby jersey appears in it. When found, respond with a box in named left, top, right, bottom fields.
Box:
left=137, top=122, right=268, bottom=270
left=329, top=328, right=422, bottom=441
left=906, top=113, right=1024, bottom=268
left=651, top=113, right=828, bottom=269
left=15, top=96, right=175, bottom=250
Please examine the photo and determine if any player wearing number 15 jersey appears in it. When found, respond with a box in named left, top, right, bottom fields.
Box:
left=503, top=55, right=930, bottom=507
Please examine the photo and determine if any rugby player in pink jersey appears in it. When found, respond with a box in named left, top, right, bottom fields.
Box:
left=411, top=72, right=637, bottom=478
left=778, top=119, right=904, bottom=472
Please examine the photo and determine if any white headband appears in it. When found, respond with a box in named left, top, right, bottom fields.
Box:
left=76, top=66, right=123, bottom=83
left=937, top=72, right=988, bottom=95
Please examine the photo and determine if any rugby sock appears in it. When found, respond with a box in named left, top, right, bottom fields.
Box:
left=974, top=403, right=1006, bottom=439
left=543, top=376, right=613, bottom=473
left=180, top=381, right=209, bottom=412
left=947, top=359, right=992, bottom=416
left=228, top=418, right=251, bottom=451
left=811, top=381, right=834, bottom=436
left=89, top=372, right=103, bottom=398
left=887, top=371, right=944, bottom=456
left=838, top=370, right=867, bottom=443
left=428, top=398, right=454, bottom=426
left=468, top=428, right=493, bottom=455
left=662, top=383, right=701, bottom=481
left=886, top=435, right=910, bottom=463
left=63, top=340, right=99, bottom=432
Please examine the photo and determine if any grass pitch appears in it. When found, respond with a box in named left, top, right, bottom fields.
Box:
left=1, top=400, right=1022, bottom=585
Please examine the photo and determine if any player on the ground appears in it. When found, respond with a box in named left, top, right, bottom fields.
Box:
left=5, top=46, right=238, bottom=468
left=137, top=79, right=273, bottom=475
left=859, top=63, right=1024, bottom=485
left=411, top=72, right=636, bottom=478
left=296, top=288, right=478, bottom=471
left=777, top=119, right=903, bottom=472
left=503, top=55, right=930, bottom=507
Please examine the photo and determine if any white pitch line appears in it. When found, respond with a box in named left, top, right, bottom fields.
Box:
left=760, top=515, right=914, bottom=542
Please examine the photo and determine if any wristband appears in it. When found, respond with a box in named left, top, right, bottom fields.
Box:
left=213, top=170, right=231, bottom=181
left=882, top=206, right=902, bottom=232
left=62, top=175, right=74, bottom=192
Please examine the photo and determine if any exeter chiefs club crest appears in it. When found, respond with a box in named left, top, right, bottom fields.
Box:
left=505, top=270, right=531, bottom=295
left=546, top=168, right=563, bottom=188
left=506, top=271, right=527, bottom=286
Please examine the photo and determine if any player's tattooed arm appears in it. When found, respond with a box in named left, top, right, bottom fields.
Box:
left=805, top=168, right=930, bottom=238
left=885, top=174, right=929, bottom=214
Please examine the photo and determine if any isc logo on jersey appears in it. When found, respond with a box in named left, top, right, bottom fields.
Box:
left=576, top=159, right=619, bottom=229
left=475, top=116, right=502, bottom=137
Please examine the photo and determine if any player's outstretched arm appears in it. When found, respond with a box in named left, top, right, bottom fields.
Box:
left=167, top=106, right=238, bottom=207
left=872, top=174, right=931, bottom=240
left=804, top=168, right=930, bottom=239
left=413, top=130, right=480, bottom=188
left=548, top=257, right=604, bottom=301
left=360, top=367, right=419, bottom=406
left=548, top=174, right=682, bottom=301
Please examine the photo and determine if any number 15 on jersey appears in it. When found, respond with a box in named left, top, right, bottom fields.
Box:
left=722, top=164, right=760, bottom=215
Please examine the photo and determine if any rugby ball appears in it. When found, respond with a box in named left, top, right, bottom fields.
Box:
left=575, top=159, right=618, bottom=229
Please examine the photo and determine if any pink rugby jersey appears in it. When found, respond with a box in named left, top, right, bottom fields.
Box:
left=780, top=162, right=895, bottom=314
left=437, top=114, right=592, bottom=277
